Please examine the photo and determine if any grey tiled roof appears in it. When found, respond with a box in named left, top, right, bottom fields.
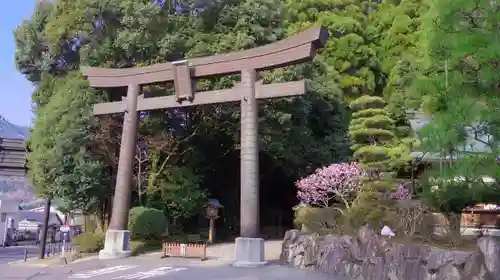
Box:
left=18, top=211, right=62, bottom=225
left=0, top=138, right=27, bottom=177
left=407, top=110, right=493, bottom=161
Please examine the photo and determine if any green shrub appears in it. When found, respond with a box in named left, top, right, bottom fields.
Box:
left=72, top=232, right=104, bottom=253
left=294, top=206, right=347, bottom=235
left=128, top=206, right=167, bottom=240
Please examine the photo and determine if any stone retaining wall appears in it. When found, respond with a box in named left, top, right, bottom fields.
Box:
left=280, top=224, right=500, bottom=280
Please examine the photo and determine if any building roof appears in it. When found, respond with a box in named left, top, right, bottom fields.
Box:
left=18, top=211, right=63, bottom=225
left=0, top=115, right=29, bottom=177
left=0, top=138, right=27, bottom=177
left=408, top=110, right=493, bottom=162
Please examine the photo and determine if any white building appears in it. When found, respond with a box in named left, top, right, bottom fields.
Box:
left=16, top=211, right=62, bottom=231
left=28, top=206, right=83, bottom=227
left=0, top=198, right=21, bottom=245
left=29, top=206, right=65, bottom=223
left=0, top=198, right=65, bottom=237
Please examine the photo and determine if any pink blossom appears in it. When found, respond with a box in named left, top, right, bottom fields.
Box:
left=295, top=162, right=363, bottom=207
left=393, top=181, right=412, bottom=200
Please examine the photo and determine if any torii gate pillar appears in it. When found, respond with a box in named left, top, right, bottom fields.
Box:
left=233, top=69, right=265, bottom=267
left=99, top=84, right=139, bottom=259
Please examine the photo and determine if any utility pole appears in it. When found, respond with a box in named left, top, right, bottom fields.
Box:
left=38, top=197, right=51, bottom=259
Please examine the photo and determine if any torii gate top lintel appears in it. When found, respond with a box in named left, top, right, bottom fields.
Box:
left=81, top=27, right=329, bottom=88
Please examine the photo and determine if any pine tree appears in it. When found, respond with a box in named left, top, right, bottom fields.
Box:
left=412, top=0, right=500, bottom=239
left=347, top=95, right=405, bottom=226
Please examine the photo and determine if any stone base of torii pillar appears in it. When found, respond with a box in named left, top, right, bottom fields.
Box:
left=98, top=230, right=132, bottom=259
left=233, top=237, right=267, bottom=267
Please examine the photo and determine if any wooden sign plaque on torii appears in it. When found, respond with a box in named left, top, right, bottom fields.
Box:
left=81, top=26, right=328, bottom=266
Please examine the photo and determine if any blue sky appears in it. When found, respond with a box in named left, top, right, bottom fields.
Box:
left=0, top=2, right=36, bottom=126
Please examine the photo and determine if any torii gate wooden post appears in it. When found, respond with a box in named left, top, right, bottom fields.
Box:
left=81, top=27, right=328, bottom=265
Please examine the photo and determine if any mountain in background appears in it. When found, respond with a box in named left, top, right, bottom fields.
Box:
left=0, top=114, right=37, bottom=207
left=0, top=115, right=29, bottom=139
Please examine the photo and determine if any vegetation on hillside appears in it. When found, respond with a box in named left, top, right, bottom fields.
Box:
left=15, top=0, right=349, bottom=232
left=12, top=0, right=500, bottom=241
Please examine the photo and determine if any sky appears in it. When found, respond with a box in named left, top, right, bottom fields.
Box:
left=0, top=1, right=36, bottom=127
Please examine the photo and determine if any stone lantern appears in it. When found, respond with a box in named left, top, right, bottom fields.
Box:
left=204, top=199, right=223, bottom=243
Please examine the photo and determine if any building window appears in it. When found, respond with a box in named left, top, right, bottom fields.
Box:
left=1, top=213, right=6, bottom=222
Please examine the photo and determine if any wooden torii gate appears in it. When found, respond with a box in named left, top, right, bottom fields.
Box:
left=81, top=26, right=328, bottom=265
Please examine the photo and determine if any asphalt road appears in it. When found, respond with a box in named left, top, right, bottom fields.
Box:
left=0, top=245, right=38, bottom=264
left=1, top=255, right=343, bottom=280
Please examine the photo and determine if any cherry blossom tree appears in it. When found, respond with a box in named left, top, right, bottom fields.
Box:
left=296, top=162, right=363, bottom=209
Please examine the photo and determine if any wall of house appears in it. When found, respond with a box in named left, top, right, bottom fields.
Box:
left=0, top=199, right=20, bottom=245
left=14, top=212, right=62, bottom=231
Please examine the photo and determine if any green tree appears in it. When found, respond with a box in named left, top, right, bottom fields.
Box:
left=419, top=164, right=500, bottom=243
left=14, top=2, right=60, bottom=83
left=284, top=0, right=425, bottom=228
left=347, top=95, right=408, bottom=226
left=368, top=0, right=429, bottom=150
left=410, top=0, right=500, bottom=236
left=147, top=166, right=205, bottom=223
left=16, top=0, right=350, bottom=230
left=285, top=0, right=381, bottom=102
left=27, top=72, right=110, bottom=215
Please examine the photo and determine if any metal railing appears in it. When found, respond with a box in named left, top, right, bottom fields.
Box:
left=43, top=241, right=75, bottom=257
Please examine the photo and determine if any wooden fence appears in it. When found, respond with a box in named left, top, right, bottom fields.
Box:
left=162, top=242, right=207, bottom=260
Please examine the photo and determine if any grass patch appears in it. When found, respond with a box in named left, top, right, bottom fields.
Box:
left=130, top=240, right=163, bottom=256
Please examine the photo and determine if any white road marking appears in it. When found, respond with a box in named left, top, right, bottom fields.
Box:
left=112, top=266, right=188, bottom=280
left=69, top=265, right=138, bottom=279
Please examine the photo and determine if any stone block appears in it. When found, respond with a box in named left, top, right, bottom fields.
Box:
left=233, top=237, right=267, bottom=268
left=98, top=230, right=132, bottom=260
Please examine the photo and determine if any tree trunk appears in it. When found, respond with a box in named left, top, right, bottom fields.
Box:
left=445, top=212, right=463, bottom=246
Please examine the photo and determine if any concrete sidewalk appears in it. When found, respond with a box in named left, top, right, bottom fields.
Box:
left=143, top=240, right=284, bottom=267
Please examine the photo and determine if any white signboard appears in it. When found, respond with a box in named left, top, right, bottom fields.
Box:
left=60, top=225, right=71, bottom=233
left=69, top=265, right=138, bottom=279
left=112, top=267, right=188, bottom=280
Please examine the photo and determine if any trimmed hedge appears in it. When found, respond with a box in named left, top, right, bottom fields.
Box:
left=128, top=206, right=167, bottom=240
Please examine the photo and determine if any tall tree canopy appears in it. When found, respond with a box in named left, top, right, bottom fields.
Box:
left=21, top=0, right=500, bottom=233
left=15, top=0, right=350, bottom=228
left=285, top=0, right=381, bottom=102
left=412, top=0, right=500, bottom=183
left=404, top=0, right=500, bottom=238
left=27, top=72, right=110, bottom=215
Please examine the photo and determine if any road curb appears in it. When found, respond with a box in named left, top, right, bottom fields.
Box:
left=70, top=255, right=99, bottom=264
left=7, top=254, right=97, bottom=266
left=7, top=257, right=38, bottom=265
left=7, top=257, right=48, bottom=267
